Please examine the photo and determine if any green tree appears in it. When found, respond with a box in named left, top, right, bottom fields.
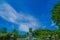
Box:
left=12, top=29, right=18, bottom=38
left=10, top=29, right=18, bottom=40
left=33, top=29, right=57, bottom=38
left=51, top=2, right=60, bottom=28
left=0, top=27, right=7, bottom=37
left=2, top=27, right=7, bottom=33
left=34, top=29, right=48, bottom=38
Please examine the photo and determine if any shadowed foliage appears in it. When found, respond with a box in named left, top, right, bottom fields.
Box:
left=51, top=2, right=60, bottom=28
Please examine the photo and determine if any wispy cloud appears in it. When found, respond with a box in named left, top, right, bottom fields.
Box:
left=0, top=2, right=40, bottom=32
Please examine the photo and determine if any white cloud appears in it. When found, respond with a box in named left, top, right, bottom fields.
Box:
left=19, top=23, right=29, bottom=32
left=0, top=2, right=39, bottom=32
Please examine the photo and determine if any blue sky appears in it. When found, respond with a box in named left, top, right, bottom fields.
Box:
left=0, top=0, right=60, bottom=34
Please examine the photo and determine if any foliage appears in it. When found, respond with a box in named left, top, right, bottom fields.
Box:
left=12, top=29, right=18, bottom=38
left=0, top=27, right=60, bottom=39
left=51, top=2, right=60, bottom=28
left=0, top=27, right=7, bottom=37
left=33, top=29, right=60, bottom=38
left=0, top=27, right=27, bottom=38
left=18, top=34, right=27, bottom=38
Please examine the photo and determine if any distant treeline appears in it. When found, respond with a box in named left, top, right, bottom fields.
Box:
left=33, top=29, right=60, bottom=38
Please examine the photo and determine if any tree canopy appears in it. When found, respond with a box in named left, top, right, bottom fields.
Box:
left=51, top=2, right=60, bottom=28
left=33, top=29, right=60, bottom=38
